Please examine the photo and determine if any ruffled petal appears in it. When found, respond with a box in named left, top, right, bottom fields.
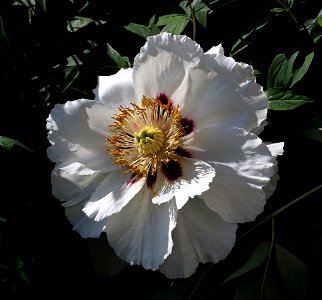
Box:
left=94, top=68, right=137, bottom=107
left=263, top=142, right=284, bottom=198
left=133, top=32, right=203, bottom=101
left=51, top=162, right=106, bottom=206
left=83, top=170, right=145, bottom=221
left=51, top=162, right=108, bottom=238
left=201, top=163, right=267, bottom=223
left=106, top=192, right=177, bottom=270
left=159, top=197, right=237, bottom=278
left=47, top=99, right=116, bottom=172
left=64, top=200, right=107, bottom=238
left=185, top=125, right=275, bottom=222
left=152, top=158, right=216, bottom=209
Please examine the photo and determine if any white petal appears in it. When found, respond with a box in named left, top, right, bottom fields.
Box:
left=175, top=56, right=267, bottom=132
left=263, top=142, right=284, bottom=198
left=94, top=68, right=136, bottom=106
left=51, top=162, right=106, bottom=206
left=106, top=191, right=177, bottom=270
left=186, top=125, right=276, bottom=222
left=133, top=32, right=203, bottom=100
left=83, top=170, right=146, bottom=221
left=64, top=200, right=106, bottom=238
left=152, top=158, right=216, bottom=209
left=201, top=164, right=267, bottom=223
left=159, top=197, right=237, bottom=279
left=47, top=99, right=116, bottom=172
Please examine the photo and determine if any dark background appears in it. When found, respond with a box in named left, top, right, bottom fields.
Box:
left=1, top=0, right=321, bottom=299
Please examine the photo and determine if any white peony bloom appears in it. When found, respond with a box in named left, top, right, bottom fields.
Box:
left=47, top=32, right=284, bottom=279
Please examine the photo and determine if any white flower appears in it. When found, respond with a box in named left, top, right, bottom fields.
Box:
left=46, top=32, right=284, bottom=279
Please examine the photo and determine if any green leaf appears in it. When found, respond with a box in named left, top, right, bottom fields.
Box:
left=124, top=22, right=153, bottom=38
left=275, top=244, right=308, bottom=300
left=271, top=7, right=287, bottom=13
left=192, top=0, right=212, bottom=28
left=267, top=88, right=314, bottom=110
left=106, top=43, right=130, bottom=69
left=15, top=257, right=29, bottom=284
left=157, top=14, right=190, bottom=35
left=67, top=16, right=95, bottom=32
left=0, top=136, right=33, bottom=152
left=302, top=128, right=322, bottom=142
left=302, top=118, right=322, bottom=142
left=223, top=242, right=271, bottom=284
left=290, top=51, right=314, bottom=87
left=285, top=51, right=299, bottom=86
left=267, top=54, right=286, bottom=89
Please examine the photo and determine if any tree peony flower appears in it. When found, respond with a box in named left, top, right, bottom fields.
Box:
left=47, top=32, right=284, bottom=278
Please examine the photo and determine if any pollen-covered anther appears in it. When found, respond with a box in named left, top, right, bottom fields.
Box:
left=134, top=126, right=165, bottom=156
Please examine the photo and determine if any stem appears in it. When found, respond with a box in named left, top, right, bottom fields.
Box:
left=230, top=44, right=249, bottom=57
left=237, top=184, right=322, bottom=242
left=188, top=0, right=197, bottom=41
left=276, top=0, right=310, bottom=36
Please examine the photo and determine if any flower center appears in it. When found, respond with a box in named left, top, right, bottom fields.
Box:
left=107, top=96, right=187, bottom=181
left=134, top=126, right=165, bottom=156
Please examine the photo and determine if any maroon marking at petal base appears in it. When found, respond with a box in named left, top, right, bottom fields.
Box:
left=175, top=147, right=193, bottom=158
left=161, top=160, right=182, bottom=181
left=157, top=93, right=170, bottom=105
left=180, top=118, right=195, bottom=135
left=127, top=175, right=138, bottom=185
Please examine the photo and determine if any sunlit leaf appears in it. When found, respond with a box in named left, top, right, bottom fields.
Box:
left=290, top=51, right=314, bottom=87
left=0, top=136, right=33, bottom=152
left=267, top=88, right=313, bottom=110
left=124, top=22, right=153, bottom=38
left=106, top=43, right=130, bottom=69
left=223, top=242, right=271, bottom=283
left=275, top=244, right=308, bottom=300
left=157, top=14, right=189, bottom=35
left=192, top=0, right=212, bottom=28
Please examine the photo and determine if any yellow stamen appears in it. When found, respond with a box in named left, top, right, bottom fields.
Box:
left=134, top=126, right=164, bottom=156
left=106, top=96, right=186, bottom=180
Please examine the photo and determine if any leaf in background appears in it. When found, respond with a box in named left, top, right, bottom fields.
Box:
left=148, top=15, right=161, bottom=35
left=285, top=51, right=299, bottom=86
left=124, top=22, right=154, bottom=38
left=267, top=88, right=313, bottom=110
left=290, top=51, right=314, bottom=87
left=106, top=43, right=130, bottom=69
left=223, top=242, right=271, bottom=284
left=67, top=16, right=95, bottom=32
left=275, top=244, right=308, bottom=300
left=0, top=136, right=33, bottom=152
left=267, top=54, right=286, bottom=89
left=302, top=118, right=322, bottom=142
left=15, top=256, right=29, bottom=284
left=157, top=14, right=190, bottom=35
left=192, top=0, right=212, bottom=28
left=233, top=276, right=261, bottom=300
